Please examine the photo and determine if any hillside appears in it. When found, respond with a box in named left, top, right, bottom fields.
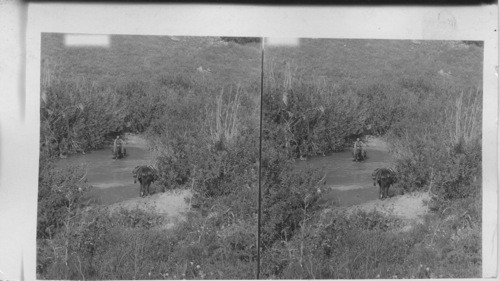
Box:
left=42, top=35, right=482, bottom=93
left=265, top=39, right=483, bottom=90
left=41, top=34, right=262, bottom=89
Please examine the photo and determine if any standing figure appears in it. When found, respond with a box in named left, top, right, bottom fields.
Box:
left=352, top=138, right=366, bottom=161
left=113, top=136, right=126, bottom=159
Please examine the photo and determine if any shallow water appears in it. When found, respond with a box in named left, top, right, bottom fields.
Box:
left=57, top=137, right=392, bottom=207
left=294, top=146, right=392, bottom=207
left=57, top=144, right=153, bottom=205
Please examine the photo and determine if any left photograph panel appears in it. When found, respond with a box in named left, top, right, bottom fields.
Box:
left=37, top=33, right=261, bottom=279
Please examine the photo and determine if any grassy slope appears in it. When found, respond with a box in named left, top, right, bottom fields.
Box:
left=41, top=34, right=262, bottom=89
left=266, top=39, right=483, bottom=89
left=43, top=35, right=482, bottom=92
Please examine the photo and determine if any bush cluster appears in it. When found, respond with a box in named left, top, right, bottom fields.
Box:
left=260, top=202, right=481, bottom=279
left=37, top=155, right=92, bottom=240
left=220, top=37, right=262, bottom=45
left=263, top=64, right=367, bottom=158
left=388, top=87, right=482, bottom=200
left=40, top=79, right=127, bottom=157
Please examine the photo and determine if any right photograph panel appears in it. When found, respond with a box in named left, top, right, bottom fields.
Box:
left=260, top=38, right=483, bottom=279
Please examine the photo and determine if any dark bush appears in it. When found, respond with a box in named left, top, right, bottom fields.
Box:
left=37, top=157, right=92, bottom=239
left=40, top=79, right=126, bottom=156
left=220, top=37, right=262, bottom=45
left=263, top=67, right=365, bottom=158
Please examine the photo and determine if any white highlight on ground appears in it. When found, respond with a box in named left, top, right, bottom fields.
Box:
left=64, top=34, right=110, bottom=47
left=329, top=184, right=369, bottom=191
left=92, top=182, right=130, bottom=189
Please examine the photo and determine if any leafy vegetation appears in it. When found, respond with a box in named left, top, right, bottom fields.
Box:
left=38, top=36, right=482, bottom=279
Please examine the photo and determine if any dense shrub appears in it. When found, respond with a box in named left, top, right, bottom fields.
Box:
left=116, top=80, right=167, bottom=133
left=145, top=81, right=261, bottom=199
left=258, top=126, right=327, bottom=253
left=261, top=210, right=409, bottom=279
left=37, top=156, right=93, bottom=276
left=261, top=204, right=481, bottom=279
left=37, top=155, right=92, bottom=240
left=389, top=87, right=482, bottom=197
left=38, top=204, right=257, bottom=279
left=263, top=63, right=366, bottom=158
left=220, top=37, right=261, bottom=45
left=40, top=79, right=126, bottom=157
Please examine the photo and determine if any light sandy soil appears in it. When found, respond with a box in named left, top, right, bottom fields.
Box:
left=346, top=192, right=430, bottom=222
left=123, top=132, right=149, bottom=147
left=105, top=133, right=193, bottom=227
left=107, top=189, right=193, bottom=228
left=323, top=192, right=431, bottom=232
left=364, top=135, right=390, bottom=152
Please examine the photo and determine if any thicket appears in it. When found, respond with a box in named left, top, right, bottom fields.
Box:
left=259, top=203, right=481, bottom=279
left=220, top=37, right=262, bottom=45
left=37, top=154, right=92, bottom=240
left=263, top=61, right=366, bottom=158
left=40, top=79, right=127, bottom=157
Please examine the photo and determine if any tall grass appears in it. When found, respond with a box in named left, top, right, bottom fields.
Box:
left=450, top=88, right=482, bottom=146
left=207, top=85, right=242, bottom=150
